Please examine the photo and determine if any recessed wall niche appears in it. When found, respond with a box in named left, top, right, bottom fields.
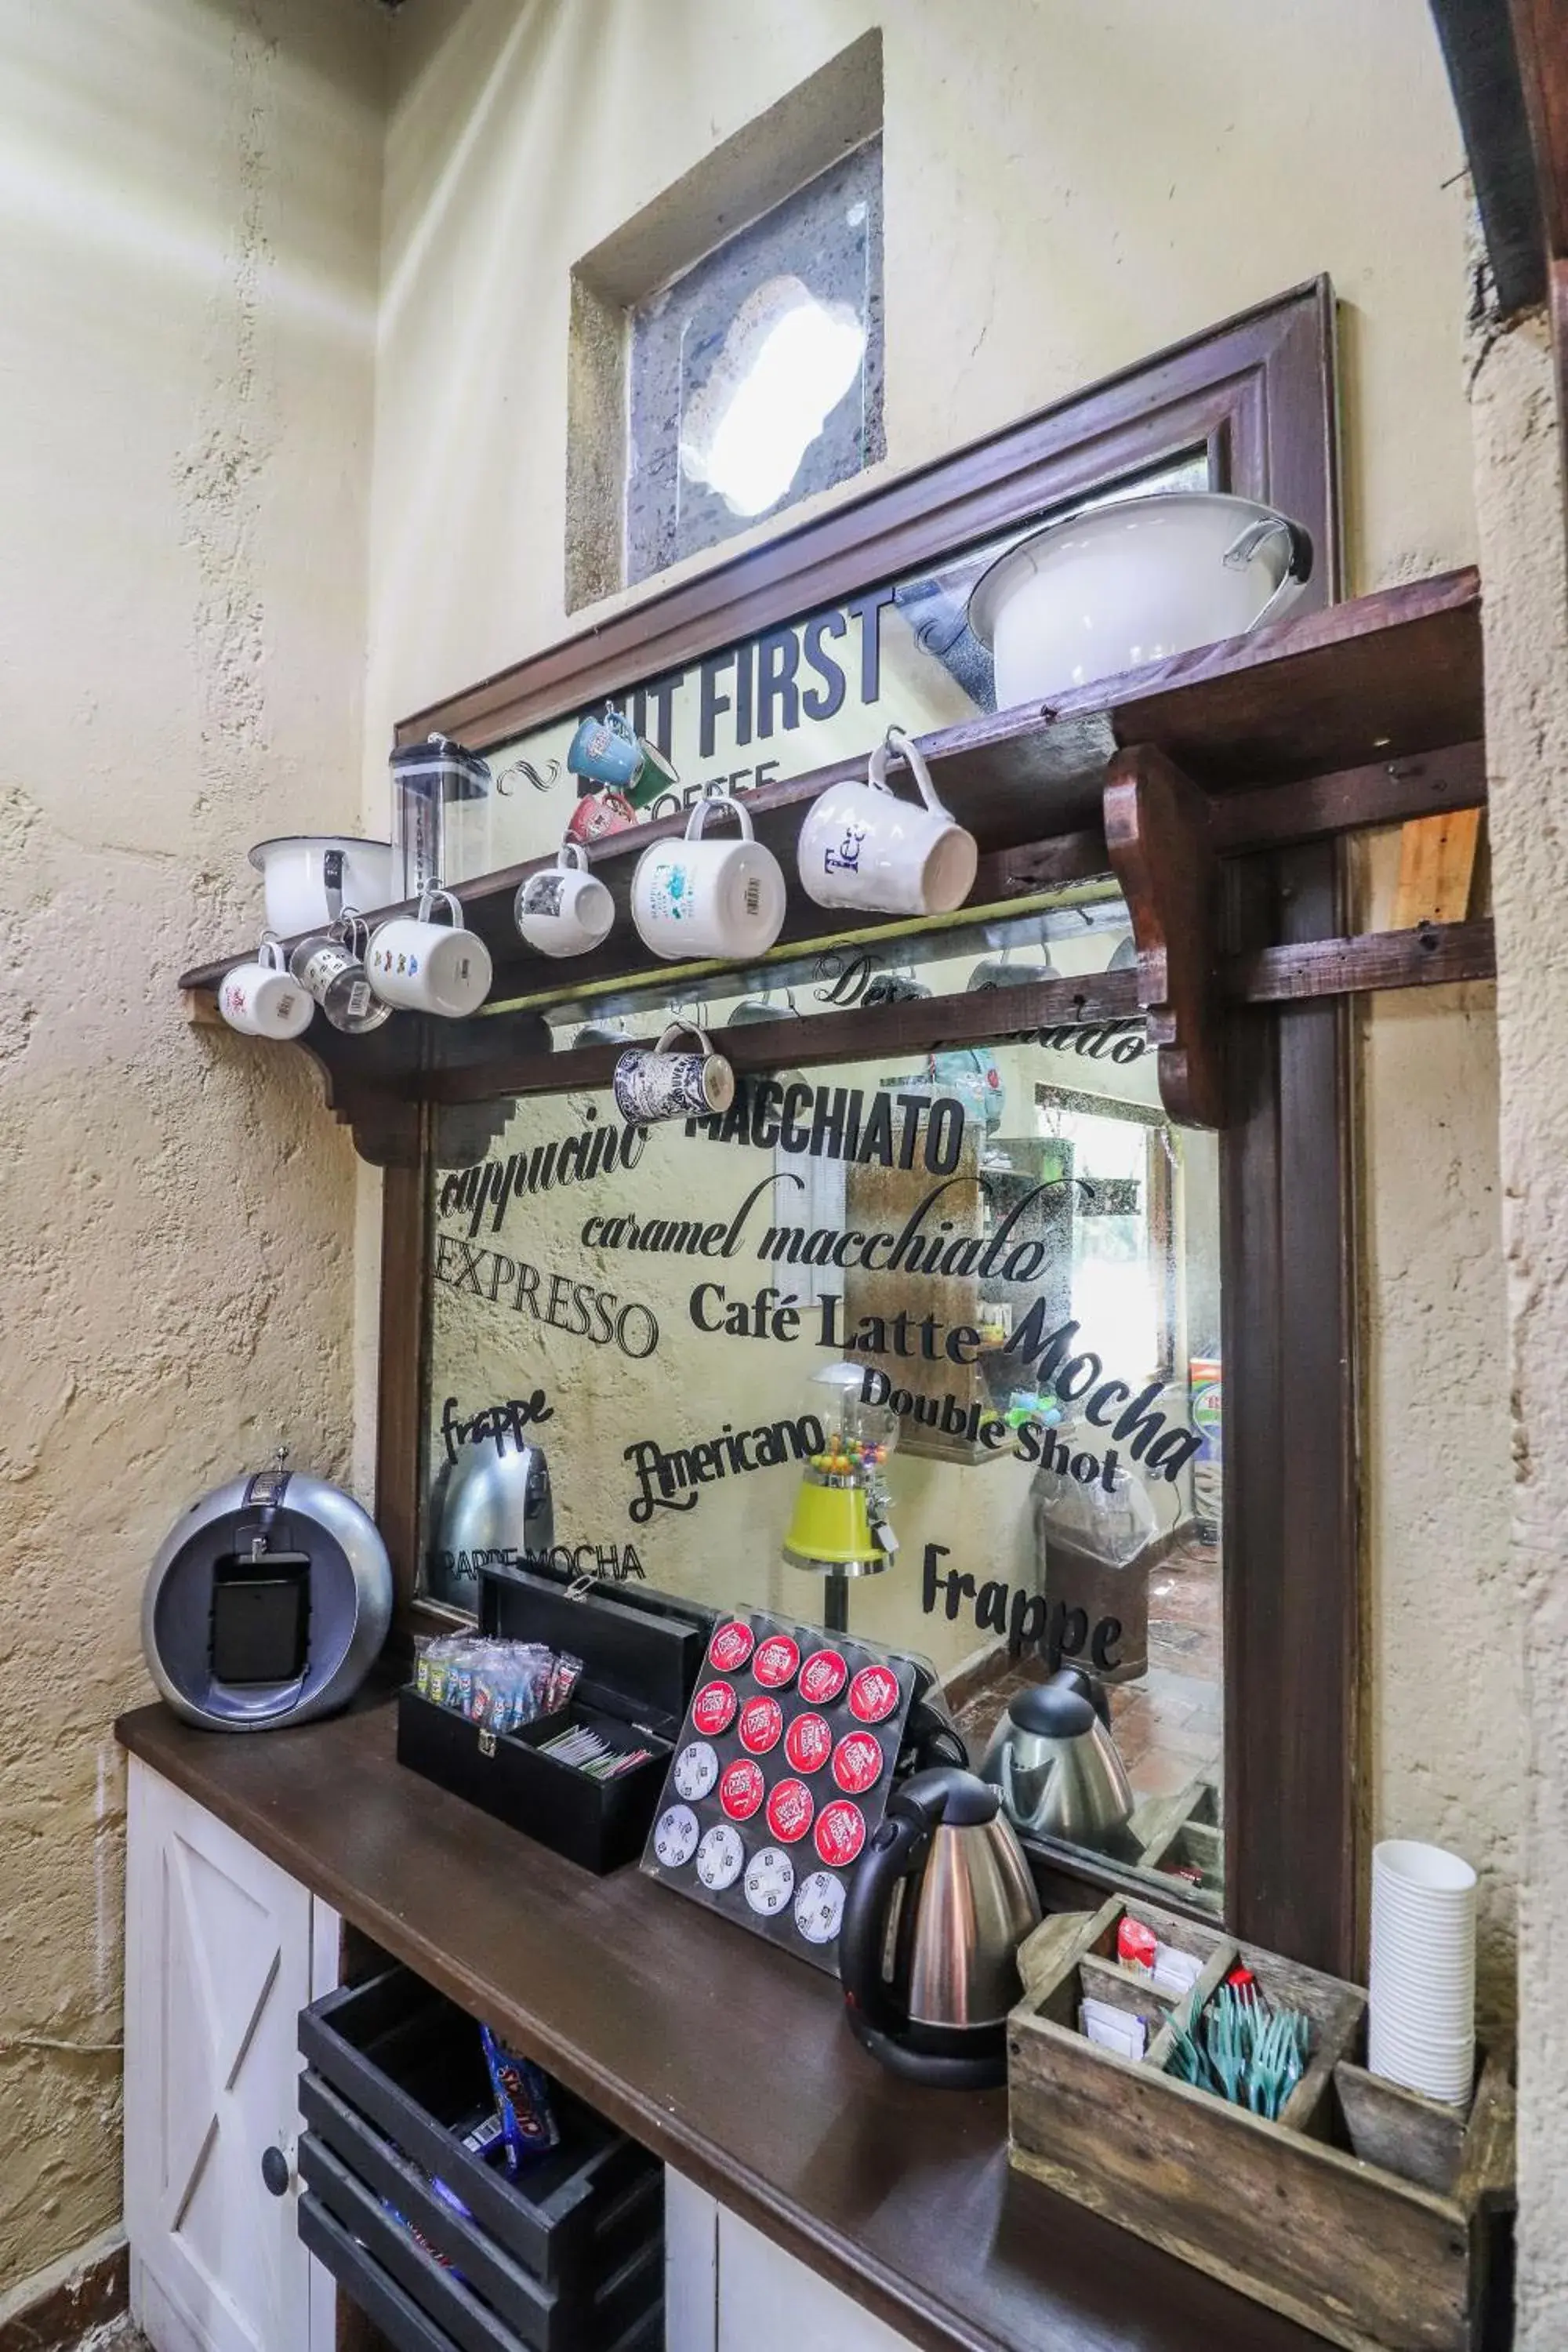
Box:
left=567, top=31, right=884, bottom=612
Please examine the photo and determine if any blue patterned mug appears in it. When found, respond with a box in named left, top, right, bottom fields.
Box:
left=613, top=1024, right=735, bottom=1122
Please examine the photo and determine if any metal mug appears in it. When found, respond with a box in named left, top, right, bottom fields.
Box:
left=514, top=840, right=616, bottom=959
left=612, top=1023, right=735, bottom=1123
left=567, top=707, right=644, bottom=793
left=289, top=913, right=393, bottom=1035
left=367, top=887, right=493, bottom=1018
left=630, top=790, right=788, bottom=962
left=219, top=935, right=315, bottom=1040
left=796, top=727, right=978, bottom=917
left=623, top=735, right=681, bottom=812
left=726, top=985, right=800, bottom=1025
left=566, top=788, right=638, bottom=848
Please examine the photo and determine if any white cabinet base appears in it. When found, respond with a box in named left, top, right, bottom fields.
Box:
left=666, top=2172, right=919, bottom=2352
left=125, top=1758, right=339, bottom=2352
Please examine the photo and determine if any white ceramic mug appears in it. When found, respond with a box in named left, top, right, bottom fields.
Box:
left=630, top=792, right=786, bottom=961
left=797, top=728, right=977, bottom=917
left=219, top=936, right=315, bottom=1040
left=367, top=887, right=492, bottom=1018
left=514, top=840, right=615, bottom=959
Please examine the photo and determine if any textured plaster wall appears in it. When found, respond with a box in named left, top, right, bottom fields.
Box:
left=1358, top=960, right=1515, bottom=2027
left=1470, top=310, right=1568, bottom=2343
left=0, top=0, right=382, bottom=2291
left=365, top=0, right=1478, bottom=764
left=366, top=0, right=1518, bottom=1991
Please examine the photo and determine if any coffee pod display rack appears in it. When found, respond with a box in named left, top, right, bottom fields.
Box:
left=1007, top=1892, right=1515, bottom=2352
left=637, top=1608, right=931, bottom=1977
left=176, top=569, right=1494, bottom=1167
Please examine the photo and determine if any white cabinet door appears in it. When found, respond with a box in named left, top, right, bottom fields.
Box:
left=717, top=2208, right=920, bottom=2352
left=125, top=1757, right=339, bottom=2352
left=665, top=2177, right=919, bottom=2352
left=666, top=2169, right=719, bottom=2352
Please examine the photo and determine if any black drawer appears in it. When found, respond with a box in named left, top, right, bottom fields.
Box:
left=299, top=1968, right=656, bottom=2291
left=300, top=2078, right=663, bottom=2310
left=299, top=2136, right=660, bottom=2352
left=299, top=2190, right=662, bottom=2352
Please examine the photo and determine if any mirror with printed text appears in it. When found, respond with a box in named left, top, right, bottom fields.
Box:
left=421, top=895, right=1225, bottom=1906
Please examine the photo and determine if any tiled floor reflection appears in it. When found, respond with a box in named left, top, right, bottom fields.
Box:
left=1110, top=1533, right=1223, bottom=1800
left=949, top=1530, right=1223, bottom=1894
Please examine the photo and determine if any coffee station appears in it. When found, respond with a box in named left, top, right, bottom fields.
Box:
left=113, top=270, right=1517, bottom=2352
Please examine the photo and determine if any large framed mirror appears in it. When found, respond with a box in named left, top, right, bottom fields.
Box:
left=418, top=895, right=1226, bottom=1910
left=376, top=281, right=1354, bottom=1971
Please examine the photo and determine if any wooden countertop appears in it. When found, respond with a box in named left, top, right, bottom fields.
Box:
left=118, top=1694, right=1324, bottom=2352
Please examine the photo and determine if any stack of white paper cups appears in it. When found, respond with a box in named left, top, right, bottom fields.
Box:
left=1367, top=1839, right=1476, bottom=2105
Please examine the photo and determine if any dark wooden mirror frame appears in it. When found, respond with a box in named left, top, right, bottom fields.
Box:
left=394, top=277, right=1340, bottom=753
left=374, top=279, right=1359, bottom=1976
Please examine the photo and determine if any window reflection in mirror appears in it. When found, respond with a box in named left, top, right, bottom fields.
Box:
left=419, top=908, right=1223, bottom=1909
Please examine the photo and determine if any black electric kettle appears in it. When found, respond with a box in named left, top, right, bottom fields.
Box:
left=837, top=1766, right=1040, bottom=2088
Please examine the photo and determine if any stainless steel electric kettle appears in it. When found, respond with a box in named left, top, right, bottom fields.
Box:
left=837, top=1766, right=1040, bottom=2087
left=979, top=1668, right=1134, bottom=1849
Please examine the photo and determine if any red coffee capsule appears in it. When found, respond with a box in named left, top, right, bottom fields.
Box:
left=831, top=1730, right=884, bottom=1796
left=709, top=1620, right=755, bottom=1674
left=847, top=1664, right=900, bottom=1726
left=785, top=1711, right=834, bottom=1774
left=814, top=1798, right=866, bottom=1868
left=719, top=1758, right=765, bottom=1820
left=798, top=1648, right=848, bottom=1706
left=753, top=1632, right=801, bottom=1690
left=691, top=1680, right=738, bottom=1738
left=766, top=1778, right=815, bottom=1844
left=738, top=1694, right=784, bottom=1756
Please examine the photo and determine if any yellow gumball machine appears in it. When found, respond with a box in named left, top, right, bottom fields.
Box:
left=782, top=1363, right=901, bottom=1615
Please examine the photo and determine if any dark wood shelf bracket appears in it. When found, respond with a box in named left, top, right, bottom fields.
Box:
left=1105, top=744, right=1227, bottom=1127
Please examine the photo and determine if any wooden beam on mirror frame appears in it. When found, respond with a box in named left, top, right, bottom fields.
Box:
left=1429, top=0, right=1548, bottom=314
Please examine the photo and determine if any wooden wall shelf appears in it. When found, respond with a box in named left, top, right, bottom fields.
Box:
left=179, top=568, right=1493, bottom=1162
left=181, top=569, right=1483, bottom=1007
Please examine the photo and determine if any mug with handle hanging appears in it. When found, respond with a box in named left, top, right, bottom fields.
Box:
left=567, top=706, right=644, bottom=793
left=612, top=1022, right=735, bottom=1123
left=368, top=887, right=492, bottom=1018
left=289, top=912, right=393, bottom=1035
left=219, top=934, right=315, bottom=1040
left=514, top=839, right=616, bottom=959
left=797, top=728, right=978, bottom=917
left=631, top=790, right=787, bottom=961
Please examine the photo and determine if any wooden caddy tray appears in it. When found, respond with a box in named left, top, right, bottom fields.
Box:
left=1007, top=1895, right=1514, bottom=2352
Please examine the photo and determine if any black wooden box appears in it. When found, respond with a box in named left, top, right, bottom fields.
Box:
left=396, top=1563, right=712, bottom=1875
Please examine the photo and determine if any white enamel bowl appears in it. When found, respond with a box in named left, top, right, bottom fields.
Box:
left=249, top=836, right=398, bottom=936
left=967, top=490, right=1313, bottom=708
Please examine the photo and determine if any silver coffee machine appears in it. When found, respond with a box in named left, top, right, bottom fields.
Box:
left=142, top=1457, right=393, bottom=1731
